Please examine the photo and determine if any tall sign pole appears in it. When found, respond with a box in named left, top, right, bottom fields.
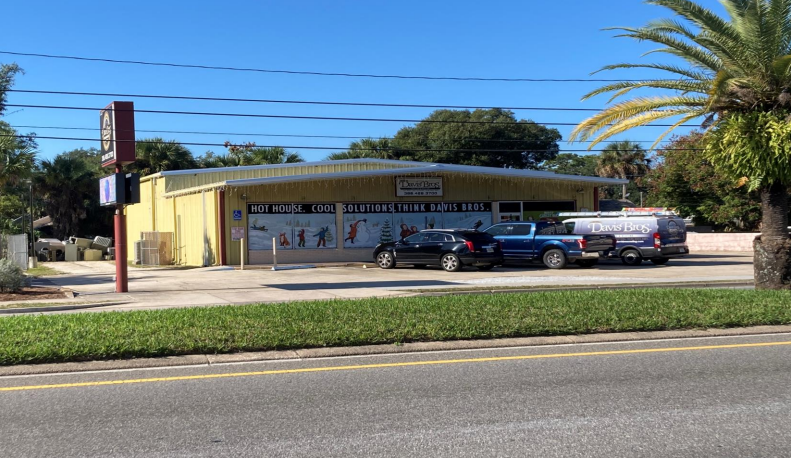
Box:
left=100, top=101, right=136, bottom=293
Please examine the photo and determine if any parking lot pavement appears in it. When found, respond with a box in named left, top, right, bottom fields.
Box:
left=29, top=253, right=753, bottom=312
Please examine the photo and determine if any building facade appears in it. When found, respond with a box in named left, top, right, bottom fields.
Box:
left=125, top=159, right=625, bottom=266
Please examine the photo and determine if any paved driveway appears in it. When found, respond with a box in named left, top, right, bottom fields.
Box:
left=34, top=252, right=752, bottom=312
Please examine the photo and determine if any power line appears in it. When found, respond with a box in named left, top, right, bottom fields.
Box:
left=0, top=133, right=706, bottom=152
left=0, top=50, right=642, bottom=83
left=4, top=104, right=699, bottom=128
left=7, top=125, right=679, bottom=143
left=7, top=89, right=605, bottom=111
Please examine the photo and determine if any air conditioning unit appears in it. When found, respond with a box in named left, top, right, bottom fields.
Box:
left=133, top=241, right=142, bottom=265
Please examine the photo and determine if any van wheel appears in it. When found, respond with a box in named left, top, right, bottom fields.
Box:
left=441, top=253, right=463, bottom=272
left=575, top=259, right=598, bottom=268
left=621, top=249, right=643, bottom=266
left=650, top=258, right=670, bottom=266
left=376, top=251, right=396, bottom=269
left=543, top=249, right=567, bottom=269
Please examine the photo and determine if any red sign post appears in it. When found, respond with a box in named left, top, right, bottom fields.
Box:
left=101, top=102, right=136, bottom=293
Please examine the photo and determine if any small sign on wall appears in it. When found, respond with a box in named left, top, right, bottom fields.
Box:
left=232, top=210, right=242, bottom=221
left=231, top=226, right=245, bottom=241
left=395, top=177, right=442, bottom=197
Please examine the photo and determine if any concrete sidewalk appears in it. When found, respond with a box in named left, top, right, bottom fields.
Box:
left=25, top=252, right=753, bottom=313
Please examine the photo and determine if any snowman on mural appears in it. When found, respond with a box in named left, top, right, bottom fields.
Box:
left=344, top=219, right=369, bottom=245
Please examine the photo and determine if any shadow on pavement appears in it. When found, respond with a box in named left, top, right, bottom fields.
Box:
left=265, top=280, right=459, bottom=290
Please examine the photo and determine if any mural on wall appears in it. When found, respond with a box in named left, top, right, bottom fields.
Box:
left=440, top=202, right=493, bottom=230
left=247, top=203, right=295, bottom=251
left=341, top=203, right=395, bottom=248
left=522, top=201, right=577, bottom=222
left=293, top=204, right=337, bottom=249
left=393, top=203, right=443, bottom=238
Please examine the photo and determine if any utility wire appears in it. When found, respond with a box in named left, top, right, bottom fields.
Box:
left=7, top=125, right=679, bottom=143
left=4, top=104, right=698, bottom=127
left=0, top=50, right=643, bottom=83
left=6, top=89, right=605, bottom=111
left=0, top=134, right=706, bottom=152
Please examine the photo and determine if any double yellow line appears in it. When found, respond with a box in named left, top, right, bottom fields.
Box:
left=2, top=340, right=790, bottom=392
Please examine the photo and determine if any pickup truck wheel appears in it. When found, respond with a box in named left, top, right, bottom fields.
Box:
left=376, top=251, right=396, bottom=269
left=650, top=258, right=670, bottom=266
left=543, top=249, right=567, bottom=269
left=441, top=253, right=463, bottom=272
left=621, top=249, right=643, bottom=266
left=575, top=259, right=598, bottom=268
left=476, top=263, right=495, bottom=271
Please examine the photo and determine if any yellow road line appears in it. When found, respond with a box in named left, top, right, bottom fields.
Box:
left=2, top=340, right=790, bottom=393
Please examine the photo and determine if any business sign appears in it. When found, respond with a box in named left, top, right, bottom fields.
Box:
left=246, top=203, right=337, bottom=250
left=99, top=173, right=141, bottom=207
left=99, top=174, right=118, bottom=206
left=395, top=177, right=442, bottom=197
left=231, top=226, right=245, bottom=241
left=101, top=101, right=137, bottom=167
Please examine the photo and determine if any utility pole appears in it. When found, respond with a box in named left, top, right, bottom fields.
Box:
left=29, top=180, right=34, bottom=257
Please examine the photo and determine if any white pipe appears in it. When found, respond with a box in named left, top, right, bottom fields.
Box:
left=272, top=237, right=278, bottom=271
left=240, top=237, right=245, bottom=271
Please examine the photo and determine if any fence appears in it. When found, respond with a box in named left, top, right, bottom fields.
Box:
left=0, top=233, right=28, bottom=270
left=135, top=232, right=174, bottom=266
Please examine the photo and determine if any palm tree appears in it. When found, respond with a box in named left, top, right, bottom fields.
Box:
left=570, top=0, right=791, bottom=290
left=0, top=134, right=36, bottom=188
left=596, top=141, right=651, bottom=199
left=200, top=146, right=303, bottom=168
left=35, top=155, right=95, bottom=239
left=326, top=138, right=397, bottom=160
left=134, top=138, right=197, bottom=175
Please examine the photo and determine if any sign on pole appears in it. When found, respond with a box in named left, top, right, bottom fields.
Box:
left=101, top=101, right=137, bottom=168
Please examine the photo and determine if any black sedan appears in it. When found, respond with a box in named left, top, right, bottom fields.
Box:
left=373, top=230, right=503, bottom=272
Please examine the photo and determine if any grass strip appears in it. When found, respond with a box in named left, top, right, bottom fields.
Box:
left=1, top=288, right=790, bottom=366
left=25, top=265, right=63, bottom=277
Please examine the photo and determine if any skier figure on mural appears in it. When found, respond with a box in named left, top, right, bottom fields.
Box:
left=473, top=220, right=484, bottom=231
left=297, top=228, right=306, bottom=247
left=314, top=226, right=329, bottom=247
left=344, top=219, right=367, bottom=244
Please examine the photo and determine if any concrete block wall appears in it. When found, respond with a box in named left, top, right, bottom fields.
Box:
left=685, top=233, right=757, bottom=252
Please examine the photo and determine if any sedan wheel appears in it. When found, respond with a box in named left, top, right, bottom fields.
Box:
left=441, top=253, right=462, bottom=272
left=376, top=251, right=396, bottom=269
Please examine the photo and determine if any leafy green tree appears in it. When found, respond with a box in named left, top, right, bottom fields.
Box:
left=539, top=153, right=599, bottom=176
left=326, top=138, right=396, bottom=160
left=0, top=63, right=22, bottom=115
left=646, top=132, right=762, bottom=230
left=0, top=121, right=36, bottom=188
left=327, top=109, right=561, bottom=168
left=201, top=142, right=303, bottom=168
left=570, top=0, right=791, bottom=289
left=133, top=138, right=197, bottom=175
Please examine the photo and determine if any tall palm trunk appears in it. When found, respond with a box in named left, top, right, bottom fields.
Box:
left=754, top=183, right=791, bottom=290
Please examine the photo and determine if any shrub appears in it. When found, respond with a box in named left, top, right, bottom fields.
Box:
left=0, top=259, right=25, bottom=293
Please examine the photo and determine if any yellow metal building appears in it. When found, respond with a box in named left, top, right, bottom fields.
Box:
left=125, top=159, right=625, bottom=266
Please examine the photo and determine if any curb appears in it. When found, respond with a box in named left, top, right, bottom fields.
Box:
left=0, top=302, right=131, bottom=315
left=2, top=324, right=789, bottom=377
left=416, top=281, right=755, bottom=296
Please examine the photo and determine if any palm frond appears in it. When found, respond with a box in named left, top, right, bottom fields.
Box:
left=594, top=63, right=711, bottom=81
left=582, top=80, right=710, bottom=102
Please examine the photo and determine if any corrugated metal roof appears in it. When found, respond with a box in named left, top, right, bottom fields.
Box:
left=156, top=159, right=626, bottom=197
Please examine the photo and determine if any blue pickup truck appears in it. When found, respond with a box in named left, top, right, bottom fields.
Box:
left=484, top=222, right=616, bottom=269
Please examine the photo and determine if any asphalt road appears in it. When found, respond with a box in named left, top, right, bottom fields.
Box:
left=2, top=334, right=790, bottom=457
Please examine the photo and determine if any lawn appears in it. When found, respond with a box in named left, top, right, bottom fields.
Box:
left=1, top=288, right=790, bottom=365
left=25, top=265, right=63, bottom=277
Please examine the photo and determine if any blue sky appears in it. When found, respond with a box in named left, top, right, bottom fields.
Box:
left=3, top=0, right=723, bottom=162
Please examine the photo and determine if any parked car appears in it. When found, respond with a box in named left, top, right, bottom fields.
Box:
left=373, top=230, right=503, bottom=272
left=563, top=214, right=688, bottom=266
left=483, top=222, right=616, bottom=269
